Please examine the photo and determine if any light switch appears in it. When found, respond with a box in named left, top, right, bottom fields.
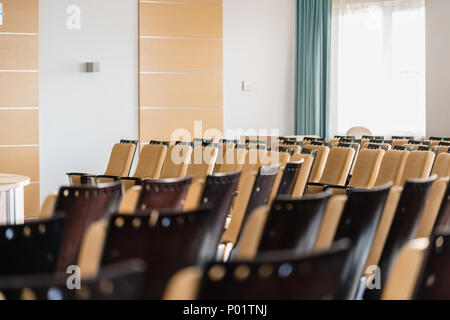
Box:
left=86, top=62, right=100, bottom=73
left=242, top=81, right=252, bottom=91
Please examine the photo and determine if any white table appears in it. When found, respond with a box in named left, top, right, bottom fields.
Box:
left=0, top=174, right=30, bottom=225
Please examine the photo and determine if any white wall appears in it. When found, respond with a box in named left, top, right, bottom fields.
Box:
left=39, top=0, right=139, bottom=200
left=223, top=0, right=296, bottom=136
left=426, top=0, right=450, bottom=138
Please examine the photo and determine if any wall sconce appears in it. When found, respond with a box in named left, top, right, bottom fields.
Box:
left=0, top=3, right=4, bottom=26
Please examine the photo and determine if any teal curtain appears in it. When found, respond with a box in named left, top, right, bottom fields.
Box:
left=295, top=0, right=332, bottom=138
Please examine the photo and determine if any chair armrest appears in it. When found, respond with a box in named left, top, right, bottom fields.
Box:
left=120, top=177, right=144, bottom=185
left=96, top=175, right=120, bottom=181
left=67, top=173, right=96, bottom=185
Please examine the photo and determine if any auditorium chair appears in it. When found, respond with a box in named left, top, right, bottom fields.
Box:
left=67, top=140, right=137, bottom=185
left=363, top=176, right=436, bottom=300
left=436, top=146, right=450, bottom=156
left=235, top=191, right=331, bottom=260
left=290, top=151, right=316, bottom=198
left=308, top=146, right=356, bottom=192
left=272, top=160, right=304, bottom=199
left=314, top=195, right=348, bottom=252
left=0, top=260, right=145, bottom=300
left=136, top=177, right=192, bottom=212
left=221, top=165, right=280, bottom=260
left=186, top=145, right=219, bottom=183
left=432, top=153, right=450, bottom=178
left=118, top=143, right=168, bottom=191
left=163, top=240, right=352, bottom=300
left=279, top=140, right=302, bottom=154
left=399, top=151, right=435, bottom=186
left=413, top=232, right=450, bottom=299
left=381, top=238, right=429, bottom=300
left=0, top=217, right=65, bottom=276
left=431, top=182, right=450, bottom=231
left=347, top=148, right=385, bottom=189
left=214, top=145, right=247, bottom=174
left=303, top=145, right=330, bottom=183
left=159, top=144, right=193, bottom=179
left=374, top=150, right=409, bottom=186
left=267, top=150, right=293, bottom=201
left=100, top=207, right=224, bottom=299
left=332, top=183, right=392, bottom=299
left=416, top=178, right=449, bottom=238
left=55, top=182, right=123, bottom=272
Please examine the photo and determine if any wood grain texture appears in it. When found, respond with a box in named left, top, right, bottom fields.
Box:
left=140, top=73, right=222, bottom=108
left=140, top=38, right=222, bottom=73
left=0, top=109, right=39, bottom=145
left=24, top=182, right=40, bottom=218
left=0, top=72, right=38, bottom=107
left=0, top=0, right=39, bottom=34
left=0, top=146, right=40, bottom=181
left=140, top=3, right=222, bottom=39
left=140, top=108, right=223, bottom=141
left=0, top=35, right=38, bottom=70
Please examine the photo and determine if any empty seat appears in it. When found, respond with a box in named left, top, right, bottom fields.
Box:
left=273, top=160, right=303, bottom=198
left=164, top=241, right=352, bottom=300
left=159, top=145, right=193, bottom=179
left=432, top=153, right=450, bottom=178
left=136, top=177, right=192, bottom=212
left=374, top=150, right=409, bottom=187
left=303, top=145, right=330, bottom=183
left=0, top=260, right=145, bottom=300
left=290, top=152, right=315, bottom=198
left=333, top=183, right=392, bottom=299
left=0, top=217, right=65, bottom=276
left=55, top=182, right=123, bottom=272
left=67, top=140, right=137, bottom=185
left=399, top=151, right=435, bottom=186
left=120, top=143, right=168, bottom=190
left=414, top=232, right=450, bottom=299
left=186, top=145, right=219, bottom=183
left=363, top=176, right=436, bottom=300
left=221, top=165, right=280, bottom=256
left=214, top=145, right=247, bottom=174
left=101, top=207, right=222, bottom=299
left=308, top=146, right=356, bottom=191
left=236, top=191, right=331, bottom=260
left=347, top=149, right=385, bottom=189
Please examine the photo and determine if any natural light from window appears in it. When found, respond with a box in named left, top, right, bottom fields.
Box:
left=332, top=0, right=426, bottom=137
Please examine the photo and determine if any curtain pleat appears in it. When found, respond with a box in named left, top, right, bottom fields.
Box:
left=295, top=0, right=332, bottom=138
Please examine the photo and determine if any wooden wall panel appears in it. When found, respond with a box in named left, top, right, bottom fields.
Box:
left=0, top=147, right=39, bottom=181
left=24, top=183, right=40, bottom=218
left=140, top=3, right=223, bottom=39
left=0, top=109, right=39, bottom=145
left=0, top=35, right=38, bottom=70
left=0, top=0, right=39, bottom=33
left=0, top=0, right=39, bottom=217
left=0, top=72, right=38, bottom=107
left=140, top=73, right=222, bottom=108
left=140, top=109, right=223, bottom=142
left=139, top=0, right=223, bottom=143
left=164, top=0, right=222, bottom=4
left=140, top=38, right=222, bottom=73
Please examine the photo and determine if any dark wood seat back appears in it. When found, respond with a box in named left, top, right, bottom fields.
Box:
left=0, top=217, right=65, bottom=276
left=201, top=171, right=241, bottom=240
left=55, top=182, right=123, bottom=272
left=276, top=161, right=303, bottom=197
left=258, top=191, right=331, bottom=255
left=0, top=260, right=145, bottom=300
left=136, top=176, right=192, bottom=212
left=364, top=175, right=436, bottom=300
left=333, top=182, right=392, bottom=299
left=198, top=240, right=352, bottom=300
left=432, top=182, right=450, bottom=232
left=241, top=165, right=280, bottom=231
left=414, top=232, right=450, bottom=299
left=101, top=207, right=220, bottom=299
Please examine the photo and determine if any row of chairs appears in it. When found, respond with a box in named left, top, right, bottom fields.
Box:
left=2, top=134, right=450, bottom=300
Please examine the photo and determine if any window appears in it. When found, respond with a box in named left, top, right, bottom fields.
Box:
left=331, top=0, right=426, bottom=137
